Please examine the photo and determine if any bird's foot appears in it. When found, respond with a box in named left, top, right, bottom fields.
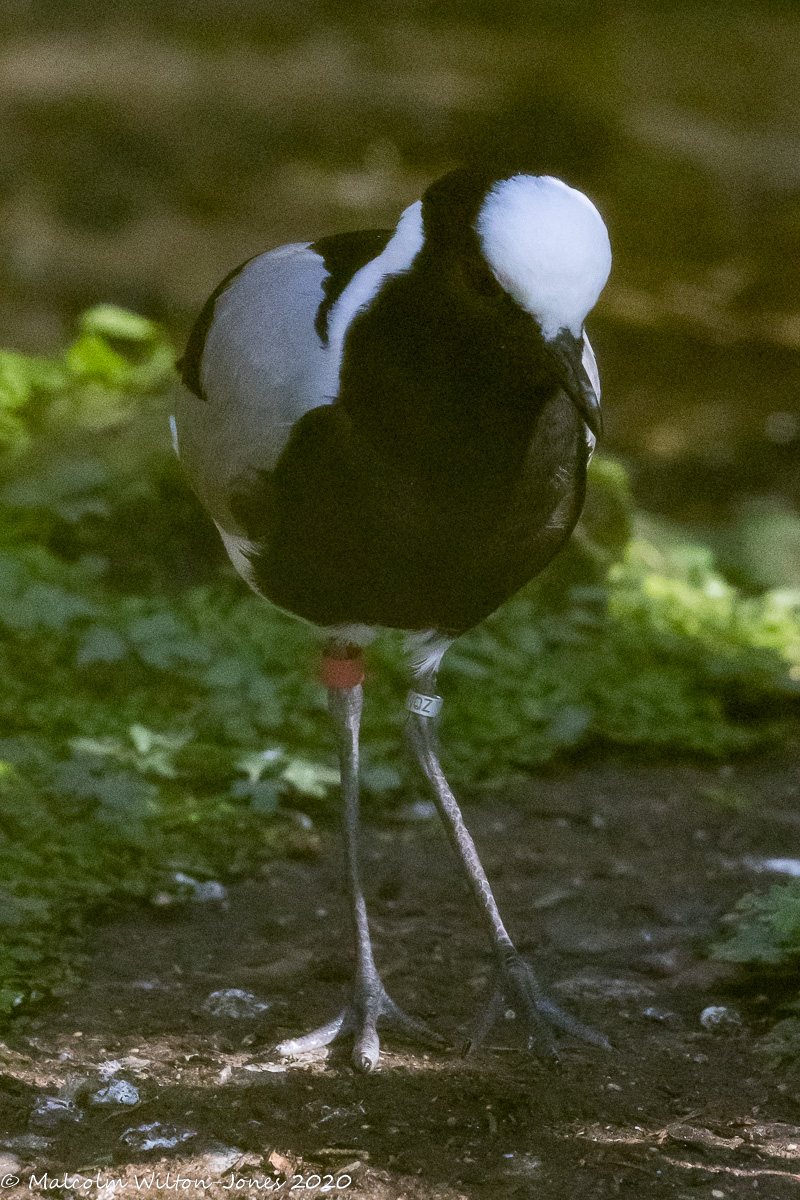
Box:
left=465, top=952, right=612, bottom=1060
left=276, top=978, right=445, bottom=1073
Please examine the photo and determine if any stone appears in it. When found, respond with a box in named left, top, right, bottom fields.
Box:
left=203, top=989, right=270, bottom=1018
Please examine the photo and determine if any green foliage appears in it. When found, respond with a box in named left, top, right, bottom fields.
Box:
left=711, top=882, right=800, bottom=1063
left=713, top=883, right=800, bottom=967
left=755, top=1018, right=800, bottom=1070
left=0, top=309, right=798, bottom=1018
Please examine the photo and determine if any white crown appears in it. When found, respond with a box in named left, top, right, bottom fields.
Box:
left=475, top=175, right=611, bottom=340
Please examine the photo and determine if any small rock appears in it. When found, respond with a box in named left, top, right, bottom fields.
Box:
left=390, top=800, right=437, bottom=823
left=1, top=1134, right=52, bottom=1152
left=91, top=1079, right=140, bottom=1106
left=97, top=1059, right=123, bottom=1077
left=700, top=1004, right=742, bottom=1032
left=502, top=1153, right=542, bottom=1176
left=743, top=856, right=800, bottom=878
left=174, top=872, right=228, bottom=902
left=641, top=1006, right=678, bottom=1023
left=282, top=810, right=314, bottom=831
left=331, top=1161, right=362, bottom=1178
left=0, top=1153, right=21, bottom=1175
left=117, top=1055, right=151, bottom=1071
left=203, top=989, right=271, bottom=1018
left=194, top=1148, right=244, bottom=1175
left=121, top=1122, right=197, bottom=1152
left=29, top=1096, right=83, bottom=1129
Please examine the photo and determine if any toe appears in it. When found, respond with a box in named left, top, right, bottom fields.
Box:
left=353, top=1025, right=380, bottom=1072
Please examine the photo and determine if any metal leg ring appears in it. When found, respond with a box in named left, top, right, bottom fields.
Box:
left=406, top=690, right=443, bottom=718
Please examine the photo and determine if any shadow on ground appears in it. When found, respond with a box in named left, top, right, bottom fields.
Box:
left=3, top=757, right=800, bottom=1197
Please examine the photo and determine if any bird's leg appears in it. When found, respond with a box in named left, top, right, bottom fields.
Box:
left=405, top=668, right=611, bottom=1058
left=276, top=643, right=444, bottom=1072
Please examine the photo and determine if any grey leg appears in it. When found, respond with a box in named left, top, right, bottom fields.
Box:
left=277, top=676, right=444, bottom=1072
left=406, top=669, right=611, bottom=1058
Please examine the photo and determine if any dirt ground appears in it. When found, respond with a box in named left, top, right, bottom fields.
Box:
left=3, top=754, right=800, bottom=1198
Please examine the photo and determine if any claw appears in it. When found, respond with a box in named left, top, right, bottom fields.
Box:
left=276, top=984, right=445, bottom=1072
left=467, top=957, right=612, bottom=1058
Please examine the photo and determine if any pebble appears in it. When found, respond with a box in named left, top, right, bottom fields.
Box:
left=174, top=872, right=229, bottom=902
left=97, top=1059, right=123, bottom=1077
left=91, top=1079, right=140, bottom=1105
left=700, top=1004, right=742, bottom=1032
left=1, top=1134, right=52, bottom=1152
left=502, top=1153, right=543, bottom=1176
left=194, top=1149, right=244, bottom=1175
left=641, top=1006, right=678, bottom=1023
left=390, top=800, right=437, bottom=823
left=121, top=1122, right=197, bottom=1152
left=29, top=1096, right=83, bottom=1129
left=203, top=989, right=271, bottom=1018
left=743, top=856, right=800, bottom=877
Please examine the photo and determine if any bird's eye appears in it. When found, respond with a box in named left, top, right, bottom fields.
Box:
left=461, top=258, right=504, bottom=300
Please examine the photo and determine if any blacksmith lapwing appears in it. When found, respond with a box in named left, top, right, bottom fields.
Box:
left=173, top=166, right=612, bottom=1071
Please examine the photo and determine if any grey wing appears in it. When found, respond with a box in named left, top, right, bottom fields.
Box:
left=581, top=332, right=601, bottom=461
left=172, top=242, right=337, bottom=538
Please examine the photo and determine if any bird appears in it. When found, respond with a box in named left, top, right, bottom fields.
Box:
left=172, top=166, right=612, bottom=1072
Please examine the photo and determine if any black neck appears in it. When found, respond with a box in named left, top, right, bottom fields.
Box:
left=337, top=251, right=559, bottom=499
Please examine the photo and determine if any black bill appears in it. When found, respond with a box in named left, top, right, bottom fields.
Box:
left=546, top=329, right=603, bottom=439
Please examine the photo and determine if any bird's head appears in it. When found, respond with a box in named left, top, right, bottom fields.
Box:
left=420, top=168, right=611, bottom=434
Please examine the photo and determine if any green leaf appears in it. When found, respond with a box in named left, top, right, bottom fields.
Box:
left=65, top=333, right=134, bottom=386
left=76, top=626, right=128, bottom=665
left=231, top=779, right=281, bottom=814
left=281, top=758, right=340, bottom=798
left=79, top=306, right=159, bottom=343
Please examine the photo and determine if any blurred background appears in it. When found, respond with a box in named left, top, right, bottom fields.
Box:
left=1, top=0, right=799, bottom=558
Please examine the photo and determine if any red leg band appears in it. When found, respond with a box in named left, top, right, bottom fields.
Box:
left=319, top=652, right=365, bottom=690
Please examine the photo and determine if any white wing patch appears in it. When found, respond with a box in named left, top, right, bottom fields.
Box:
left=215, top=522, right=259, bottom=589
left=173, top=243, right=333, bottom=533
left=326, top=200, right=424, bottom=387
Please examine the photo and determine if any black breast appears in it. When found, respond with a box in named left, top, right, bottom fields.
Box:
left=228, top=235, right=590, bottom=635
left=232, top=390, right=587, bottom=636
